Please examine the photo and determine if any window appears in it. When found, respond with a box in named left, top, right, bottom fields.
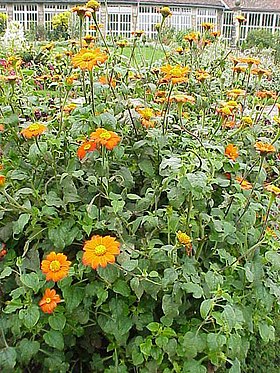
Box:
left=167, top=7, right=192, bottom=31
left=106, top=6, right=132, bottom=38
left=196, top=8, right=217, bottom=32
left=222, top=11, right=234, bottom=41
left=44, top=4, right=69, bottom=31
left=13, top=4, right=38, bottom=31
left=137, top=6, right=161, bottom=39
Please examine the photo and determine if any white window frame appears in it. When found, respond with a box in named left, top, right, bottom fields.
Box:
left=44, top=4, right=69, bottom=31
left=13, top=4, right=38, bottom=31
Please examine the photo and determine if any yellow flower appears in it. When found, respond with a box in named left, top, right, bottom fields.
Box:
left=160, top=7, right=172, bottom=18
left=265, top=184, right=280, bottom=196
left=160, top=64, right=190, bottom=84
left=86, top=0, right=100, bottom=11
left=72, top=48, right=108, bottom=70
left=201, top=22, right=215, bottom=30
left=254, top=142, right=276, bottom=156
left=177, top=231, right=192, bottom=255
left=241, top=116, right=253, bottom=127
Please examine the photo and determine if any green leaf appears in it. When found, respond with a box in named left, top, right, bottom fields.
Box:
left=200, top=299, right=214, bottom=319
left=183, top=360, right=207, bottom=373
left=18, top=338, right=40, bottom=363
left=0, top=347, right=17, bottom=370
left=162, top=268, right=178, bottom=287
left=146, top=322, right=160, bottom=333
left=258, top=323, right=275, bottom=342
left=0, top=266, right=12, bottom=279
left=43, top=330, right=64, bottom=350
left=182, top=283, right=204, bottom=299
left=229, top=358, right=241, bottom=373
left=62, top=286, right=84, bottom=312
left=130, top=277, right=144, bottom=299
left=222, top=305, right=236, bottom=332
left=4, top=299, right=23, bottom=313
left=265, top=251, right=280, bottom=270
left=20, top=272, right=40, bottom=292
left=111, top=199, right=125, bottom=213
left=140, top=338, right=152, bottom=356
left=13, top=213, right=31, bottom=235
left=121, top=259, right=138, bottom=271
left=139, top=159, right=155, bottom=177
left=49, top=314, right=66, bottom=331
left=19, top=305, right=40, bottom=329
left=207, top=333, right=227, bottom=351
left=44, top=191, right=63, bottom=207
left=113, top=279, right=131, bottom=297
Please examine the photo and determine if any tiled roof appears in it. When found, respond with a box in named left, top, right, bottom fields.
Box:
left=223, top=0, right=280, bottom=12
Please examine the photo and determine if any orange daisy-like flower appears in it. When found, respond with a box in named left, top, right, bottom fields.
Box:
left=256, top=90, right=277, bottom=100
left=99, top=75, right=117, bottom=88
left=21, top=123, right=47, bottom=139
left=238, top=57, right=260, bottom=66
left=170, top=94, right=195, bottom=104
left=254, top=142, right=276, bottom=156
left=90, top=128, right=120, bottom=150
left=41, top=252, right=71, bottom=282
left=0, top=175, right=5, bottom=187
left=39, top=288, right=61, bottom=314
left=201, top=22, right=215, bottom=30
left=265, top=184, right=280, bottom=196
left=236, top=176, right=252, bottom=190
left=82, top=235, right=120, bottom=269
left=184, top=31, right=200, bottom=43
left=160, top=64, right=190, bottom=84
left=72, top=48, right=108, bottom=71
left=77, top=140, right=97, bottom=160
left=196, top=70, right=210, bottom=82
left=225, top=144, right=239, bottom=161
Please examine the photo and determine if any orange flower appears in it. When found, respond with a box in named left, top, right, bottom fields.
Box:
left=238, top=57, right=260, bottom=66
left=90, top=128, right=120, bottom=150
left=39, top=288, right=61, bottom=314
left=265, top=184, right=280, bottom=196
left=225, top=144, right=239, bottom=161
left=170, top=94, right=195, bottom=104
left=251, top=68, right=271, bottom=77
left=0, top=175, right=5, bottom=187
left=0, top=124, right=4, bottom=132
left=254, top=142, right=276, bottom=156
left=201, top=22, right=215, bottom=30
left=21, top=123, right=46, bottom=139
left=71, top=6, right=92, bottom=18
left=99, top=75, right=116, bottom=87
left=236, top=177, right=252, bottom=190
left=63, top=103, right=77, bottom=114
left=41, top=252, right=71, bottom=282
left=210, top=31, right=220, bottom=38
left=77, top=140, right=97, bottom=160
left=136, top=107, right=154, bottom=120
left=196, top=70, right=210, bottom=82
left=82, top=235, right=120, bottom=269
left=256, top=90, right=277, bottom=100
left=160, top=64, right=190, bottom=84
left=72, top=48, right=108, bottom=70
left=184, top=31, right=200, bottom=43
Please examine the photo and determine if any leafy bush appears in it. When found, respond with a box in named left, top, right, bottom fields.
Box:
left=242, top=29, right=280, bottom=63
left=0, top=12, right=7, bottom=35
left=0, top=5, right=279, bottom=373
left=49, top=11, right=71, bottom=41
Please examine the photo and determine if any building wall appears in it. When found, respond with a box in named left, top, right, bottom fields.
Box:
left=0, top=1, right=279, bottom=41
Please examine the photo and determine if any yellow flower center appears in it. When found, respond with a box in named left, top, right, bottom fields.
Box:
left=94, top=244, right=107, bottom=256
left=29, top=124, right=40, bottom=132
left=45, top=297, right=51, bottom=304
left=84, top=143, right=92, bottom=150
left=99, top=131, right=111, bottom=140
left=50, top=260, right=61, bottom=272
left=82, top=52, right=95, bottom=62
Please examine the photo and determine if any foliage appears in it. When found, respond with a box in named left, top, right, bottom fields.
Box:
left=0, top=5, right=280, bottom=373
left=242, top=29, right=280, bottom=64
left=0, top=12, right=7, bottom=35
left=49, top=11, right=71, bottom=41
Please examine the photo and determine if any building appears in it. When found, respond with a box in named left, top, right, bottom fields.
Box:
left=0, top=0, right=279, bottom=41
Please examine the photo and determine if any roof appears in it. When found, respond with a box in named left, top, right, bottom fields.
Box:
left=223, top=0, right=280, bottom=12
left=0, top=0, right=224, bottom=7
